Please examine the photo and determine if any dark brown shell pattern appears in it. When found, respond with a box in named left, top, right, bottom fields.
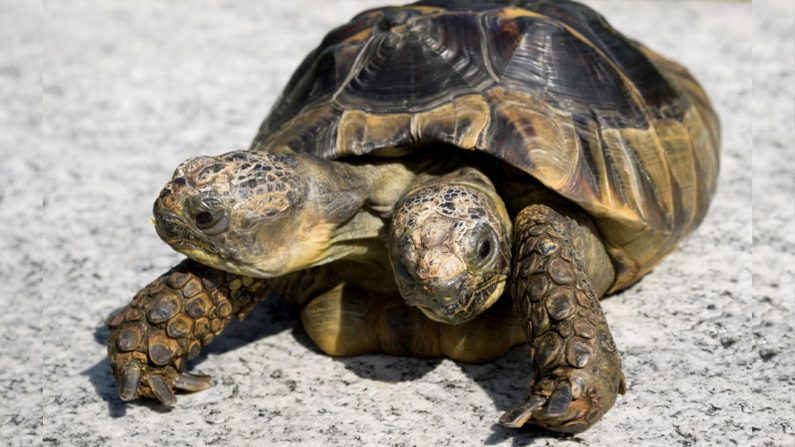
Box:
left=251, top=0, right=720, bottom=292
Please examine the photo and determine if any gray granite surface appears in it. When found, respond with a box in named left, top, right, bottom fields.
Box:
left=1, top=0, right=793, bottom=445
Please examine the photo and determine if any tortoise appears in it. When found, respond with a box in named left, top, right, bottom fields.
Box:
left=105, top=0, right=719, bottom=434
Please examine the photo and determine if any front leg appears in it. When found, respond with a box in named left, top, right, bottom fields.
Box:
left=105, top=259, right=269, bottom=406
left=500, top=205, right=626, bottom=433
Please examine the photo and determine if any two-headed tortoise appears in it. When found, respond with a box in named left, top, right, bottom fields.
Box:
left=106, top=0, right=719, bottom=433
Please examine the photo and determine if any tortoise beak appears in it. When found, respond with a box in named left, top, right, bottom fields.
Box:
left=153, top=179, right=200, bottom=244
left=402, top=276, right=476, bottom=325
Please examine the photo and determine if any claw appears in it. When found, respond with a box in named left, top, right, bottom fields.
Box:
left=499, top=395, right=547, bottom=428
left=173, top=373, right=213, bottom=392
left=148, top=375, right=177, bottom=407
left=545, top=382, right=573, bottom=417
left=119, top=360, right=142, bottom=401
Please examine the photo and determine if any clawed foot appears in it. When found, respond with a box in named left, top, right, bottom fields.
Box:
left=499, top=369, right=625, bottom=433
left=504, top=205, right=627, bottom=433
left=115, top=359, right=212, bottom=406
left=106, top=260, right=251, bottom=407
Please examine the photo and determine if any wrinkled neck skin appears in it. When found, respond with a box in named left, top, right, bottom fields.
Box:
left=154, top=146, right=464, bottom=280
left=255, top=148, right=454, bottom=277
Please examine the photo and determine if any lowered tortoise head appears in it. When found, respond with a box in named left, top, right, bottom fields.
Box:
left=388, top=168, right=512, bottom=325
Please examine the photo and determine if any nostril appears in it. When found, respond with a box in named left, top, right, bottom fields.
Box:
left=158, top=187, right=172, bottom=199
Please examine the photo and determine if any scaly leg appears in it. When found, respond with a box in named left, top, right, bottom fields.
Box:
left=500, top=204, right=625, bottom=433
left=106, top=259, right=269, bottom=406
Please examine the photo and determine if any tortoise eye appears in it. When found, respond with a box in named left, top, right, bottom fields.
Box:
left=478, top=239, right=492, bottom=260
left=187, top=194, right=229, bottom=234
left=192, top=209, right=229, bottom=235
left=195, top=211, right=214, bottom=226
left=474, top=230, right=498, bottom=267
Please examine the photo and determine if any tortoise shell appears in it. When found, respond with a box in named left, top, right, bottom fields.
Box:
left=251, top=0, right=720, bottom=292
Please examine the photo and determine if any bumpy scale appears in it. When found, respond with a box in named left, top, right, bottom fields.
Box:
left=106, top=259, right=269, bottom=405
left=500, top=205, right=626, bottom=433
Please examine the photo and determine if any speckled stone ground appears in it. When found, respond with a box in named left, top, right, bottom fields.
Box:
left=2, top=0, right=793, bottom=445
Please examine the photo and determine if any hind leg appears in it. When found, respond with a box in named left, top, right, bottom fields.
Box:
left=301, top=284, right=523, bottom=362
left=301, top=284, right=433, bottom=357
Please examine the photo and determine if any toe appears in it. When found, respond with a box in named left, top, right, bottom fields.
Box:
left=119, top=360, right=142, bottom=401
left=173, top=372, right=213, bottom=392
left=545, top=382, right=573, bottom=417
left=499, top=395, right=546, bottom=428
left=147, top=375, right=177, bottom=407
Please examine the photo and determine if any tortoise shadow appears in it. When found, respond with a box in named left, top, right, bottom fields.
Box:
left=85, top=294, right=443, bottom=416
left=334, top=354, right=443, bottom=383
left=85, top=294, right=297, bottom=417
left=87, top=294, right=569, bottom=444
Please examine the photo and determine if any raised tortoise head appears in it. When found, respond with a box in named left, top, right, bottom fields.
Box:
left=388, top=168, right=512, bottom=325
left=153, top=150, right=365, bottom=278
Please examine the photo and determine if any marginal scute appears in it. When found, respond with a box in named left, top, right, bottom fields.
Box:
left=415, top=94, right=492, bottom=149
left=484, top=87, right=582, bottom=192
